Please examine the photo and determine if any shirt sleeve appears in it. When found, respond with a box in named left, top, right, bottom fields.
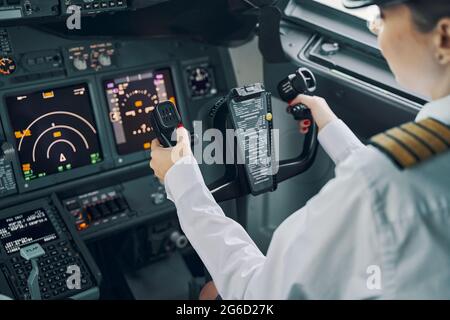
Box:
left=164, top=155, right=266, bottom=298
left=164, top=151, right=383, bottom=299
left=318, top=119, right=365, bottom=165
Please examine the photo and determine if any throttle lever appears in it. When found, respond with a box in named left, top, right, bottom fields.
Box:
left=149, top=100, right=182, bottom=148
left=149, top=100, right=198, bottom=148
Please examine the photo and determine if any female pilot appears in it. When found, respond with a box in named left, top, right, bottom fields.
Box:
left=150, top=0, right=450, bottom=299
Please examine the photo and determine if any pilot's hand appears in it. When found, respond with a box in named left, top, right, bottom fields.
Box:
left=289, top=95, right=338, bottom=133
left=199, top=281, right=219, bottom=300
left=149, top=126, right=192, bottom=182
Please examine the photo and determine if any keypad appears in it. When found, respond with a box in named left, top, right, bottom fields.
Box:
left=10, top=240, right=93, bottom=300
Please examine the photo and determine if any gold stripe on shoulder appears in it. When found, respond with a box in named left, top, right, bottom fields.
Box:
left=386, top=127, right=433, bottom=161
left=371, top=118, right=450, bottom=169
left=370, top=133, right=418, bottom=169
left=400, top=122, right=447, bottom=153
left=417, top=118, right=450, bottom=145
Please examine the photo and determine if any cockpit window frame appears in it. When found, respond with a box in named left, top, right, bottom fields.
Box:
left=281, top=0, right=380, bottom=54
left=277, top=0, right=428, bottom=105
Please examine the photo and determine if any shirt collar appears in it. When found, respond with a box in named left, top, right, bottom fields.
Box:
left=416, top=95, right=450, bottom=126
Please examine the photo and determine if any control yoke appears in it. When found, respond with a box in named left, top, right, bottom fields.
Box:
left=152, top=68, right=319, bottom=202
left=207, top=68, right=319, bottom=202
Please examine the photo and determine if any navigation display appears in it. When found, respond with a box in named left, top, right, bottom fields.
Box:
left=104, top=68, right=177, bottom=155
left=0, top=208, right=58, bottom=254
left=6, top=84, right=103, bottom=181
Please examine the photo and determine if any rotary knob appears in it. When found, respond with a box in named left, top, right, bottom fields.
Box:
left=169, top=231, right=188, bottom=249
left=73, top=56, right=88, bottom=71
left=98, top=53, right=112, bottom=67
left=151, top=192, right=165, bottom=205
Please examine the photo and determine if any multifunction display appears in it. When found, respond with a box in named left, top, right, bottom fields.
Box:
left=104, top=68, right=177, bottom=155
left=0, top=208, right=58, bottom=254
left=6, top=84, right=103, bottom=181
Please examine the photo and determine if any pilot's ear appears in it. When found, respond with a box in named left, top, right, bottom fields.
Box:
left=434, top=18, right=450, bottom=65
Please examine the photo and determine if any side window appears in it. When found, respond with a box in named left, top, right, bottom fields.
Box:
left=282, top=0, right=427, bottom=104
left=312, top=0, right=379, bottom=21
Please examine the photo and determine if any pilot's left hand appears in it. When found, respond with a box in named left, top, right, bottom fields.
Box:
left=150, top=126, right=192, bottom=182
left=289, top=94, right=338, bottom=134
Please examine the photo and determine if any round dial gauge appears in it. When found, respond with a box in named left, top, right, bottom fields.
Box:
left=188, top=67, right=213, bottom=97
left=0, top=57, right=16, bottom=75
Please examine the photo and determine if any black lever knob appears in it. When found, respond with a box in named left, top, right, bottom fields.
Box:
left=278, top=67, right=317, bottom=121
left=288, top=105, right=313, bottom=122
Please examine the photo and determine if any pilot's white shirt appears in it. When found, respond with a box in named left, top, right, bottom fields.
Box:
left=164, top=95, right=450, bottom=299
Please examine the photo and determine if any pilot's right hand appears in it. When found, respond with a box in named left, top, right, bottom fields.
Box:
left=150, top=126, right=192, bottom=182
left=289, top=95, right=338, bottom=133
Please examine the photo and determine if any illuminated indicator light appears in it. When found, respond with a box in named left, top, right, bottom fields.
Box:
left=53, top=131, right=62, bottom=138
left=134, top=100, right=143, bottom=107
left=66, top=164, right=72, bottom=170
left=77, top=223, right=89, bottom=231
left=90, top=153, right=101, bottom=164
left=58, top=166, right=64, bottom=172
left=266, top=113, right=273, bottom=121
left=169, top=97, right=176, bottom=105
left=74, top=88, right=85, bottom=96
left=42, top=91, right=55, bottom=99
left=143, top=142, right=151, bottom=149
left=15, top=130, right=31, bottom=139
left=22, top=164, right=31, bottom=171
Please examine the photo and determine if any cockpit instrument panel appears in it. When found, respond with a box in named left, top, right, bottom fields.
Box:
left=6, top=84, right=103, bottom=182
left=187, top=66, right=216, bottom=98
left=104, top=68, right=177, bottom=155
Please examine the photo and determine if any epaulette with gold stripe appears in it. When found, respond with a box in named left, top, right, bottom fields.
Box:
left=369, top=118, right=450, bottom=169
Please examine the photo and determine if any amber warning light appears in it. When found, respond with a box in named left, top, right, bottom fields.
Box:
left=42, top=91, right=55, bottom=99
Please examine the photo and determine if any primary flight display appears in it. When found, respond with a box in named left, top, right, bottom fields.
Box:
left=104, top=68, right=177, bottom=155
